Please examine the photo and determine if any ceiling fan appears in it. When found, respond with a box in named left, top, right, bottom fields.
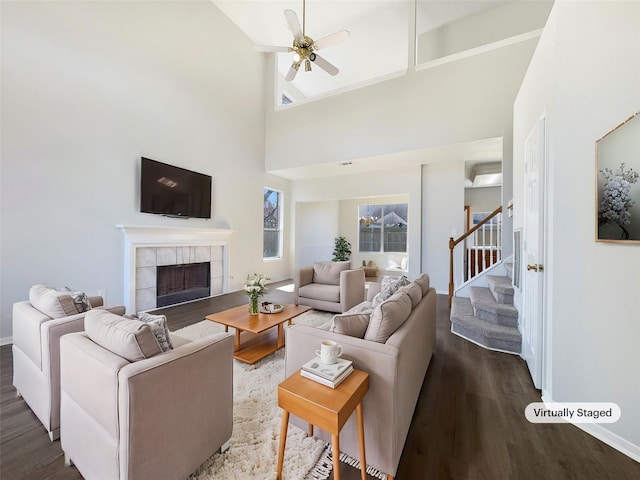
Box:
left=254, top=0, right=350, bottom=81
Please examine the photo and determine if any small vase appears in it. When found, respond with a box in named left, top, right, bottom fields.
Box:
left=249, top=296, right=259, bottom=315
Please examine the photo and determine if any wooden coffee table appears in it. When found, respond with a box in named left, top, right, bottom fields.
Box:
left=205, top=304, right=311, bottom=364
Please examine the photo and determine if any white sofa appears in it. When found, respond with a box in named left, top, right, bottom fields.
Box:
left=12, top=285, right=125, bottom=440
left=285, top=274, right=437, bottom=479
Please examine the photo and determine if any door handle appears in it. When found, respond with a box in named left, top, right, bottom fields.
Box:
left=527, top=264, right=544, bottom=272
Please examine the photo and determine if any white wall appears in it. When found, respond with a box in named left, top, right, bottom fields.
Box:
left=294, top=201, right=340, bottom=268
left=422, top=160, right=465, bottom=293
left=268, top=38, right=539, bottom=289
left=514, top=0, right=640, bottom=459
left=290, top=167, right=422, bottom=278
left=0, top=1, right=291, bottom=340
left=417, top=0, right=553, bottom=64
left=465, top=186, right=502, bottom=214
left=265, top=39, right=539, bottom=172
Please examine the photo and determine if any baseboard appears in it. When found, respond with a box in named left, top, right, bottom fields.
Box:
left=574, top=423, right=640, bottom=463
left=541, top=394, right=640, bottom=463
left=1, top=336, right=13, bottom=346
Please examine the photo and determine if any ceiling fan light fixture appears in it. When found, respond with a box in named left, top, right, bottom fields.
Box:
left=255, top=0, right=349, bottom=82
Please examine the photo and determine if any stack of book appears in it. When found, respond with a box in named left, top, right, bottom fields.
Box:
left=300, top=357, right=354, bottom=388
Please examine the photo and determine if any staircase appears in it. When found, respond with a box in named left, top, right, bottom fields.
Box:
left=450, top=263, right=522, bottom=354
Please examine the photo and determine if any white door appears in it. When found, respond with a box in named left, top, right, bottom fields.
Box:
left=523, top=117, right=546, bottom=390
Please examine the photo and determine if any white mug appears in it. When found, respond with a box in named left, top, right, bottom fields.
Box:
left=316, top=340, right=343, bottom=365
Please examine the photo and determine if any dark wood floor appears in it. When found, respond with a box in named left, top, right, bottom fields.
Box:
left=2, top=282, right=639, bottom=479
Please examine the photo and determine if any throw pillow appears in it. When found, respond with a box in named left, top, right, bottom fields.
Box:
left=137, top=312, right=174, bottom=352
left=398, top=283, right=422, bottom=308
left=372, top=275, right=410, bottom=308
left=313, top=261, right=351, bottom=286
left=61, top=287, right=92, bottom=313
left=85, top=309, right=162, bottom=362
left=29, top=284, right=79, bottom=318
left=414, top=274, right=430, bottom=296
left=365, top=291, right=412, bottom=343
left=330, top=311, right=371, bottom=338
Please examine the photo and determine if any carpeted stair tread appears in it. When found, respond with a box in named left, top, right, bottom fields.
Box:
left=470, top=286, right=518, bottom=324
left=450, top=297, right=521, bottom=354
left=486, top=275, right=514, bottom=295
left=486, top=275, right=515, bottom=305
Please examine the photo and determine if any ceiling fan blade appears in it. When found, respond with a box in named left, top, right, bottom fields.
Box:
left=254, top=45, right=291, bottom=53
left=285, top=64, right=299, bottom=81
left=313, top=30, right=350, bottom=50
left=284, top=9, right=304, bottom=42
left=311, top=54, right=339, bottom=76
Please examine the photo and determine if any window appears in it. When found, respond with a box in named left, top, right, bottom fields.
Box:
left=359, top=203, right=408, bottom=253
left=263, top=188, right=283, bottom=259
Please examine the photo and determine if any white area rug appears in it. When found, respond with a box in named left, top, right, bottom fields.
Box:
left=173, top=309, right=334, bottom=480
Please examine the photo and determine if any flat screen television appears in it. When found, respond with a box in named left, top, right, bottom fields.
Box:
left=140, top=157, right=212, bottom=219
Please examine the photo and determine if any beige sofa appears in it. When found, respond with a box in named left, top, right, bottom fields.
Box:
left=295, top=261, right=366, bottom=313
left=60, top=309, right=234, bottom=480
left=285, top=274, right=437, bottom=480
left=12, top=285, right=125, bottom=440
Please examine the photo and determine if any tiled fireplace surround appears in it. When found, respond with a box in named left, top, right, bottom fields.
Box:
left=118, top=225, right=233, bottom=313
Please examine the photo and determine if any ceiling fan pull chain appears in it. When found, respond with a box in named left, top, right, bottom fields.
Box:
left=302, top=0, right=306, bottom=36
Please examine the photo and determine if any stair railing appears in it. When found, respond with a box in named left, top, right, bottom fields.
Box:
left=449, top=205, right=503, bottom=306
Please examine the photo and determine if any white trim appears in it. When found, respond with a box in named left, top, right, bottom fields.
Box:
left=541, top=393, right=640, bottom=462
left=117, top=225, right=234, bottom=314
left=1, top=336, right=13, bottom=346
left=274, top=69, right=407, bottom=110
left=416, top=29, right=543, bottom=72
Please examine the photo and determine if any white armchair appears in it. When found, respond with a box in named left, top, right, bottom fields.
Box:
left=295, top=261, right=365, bottom=313
left=12, top=285, right=125, bottom=440
left=60, top=309, right=234, bottom=480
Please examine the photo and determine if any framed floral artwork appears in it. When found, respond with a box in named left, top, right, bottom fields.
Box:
left=596, top=111, right=640, bottom=243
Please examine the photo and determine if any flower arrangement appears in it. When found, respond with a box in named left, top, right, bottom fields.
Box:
left=244, top=273, right=269, bottom=315
left=598, top=162, right=639, bottom=239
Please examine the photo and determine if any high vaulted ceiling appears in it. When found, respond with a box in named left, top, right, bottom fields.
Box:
left=211, top=1, right=552, bottom=180
left=211, top=1, right=520, bottom=101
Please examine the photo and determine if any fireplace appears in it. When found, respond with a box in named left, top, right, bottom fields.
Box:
left=118, top=225, right=233, bottom=313
left=156, top=262, right=211, bottom=307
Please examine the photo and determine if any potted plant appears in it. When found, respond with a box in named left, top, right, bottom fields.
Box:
left=332, top=236, right=352, bottom=262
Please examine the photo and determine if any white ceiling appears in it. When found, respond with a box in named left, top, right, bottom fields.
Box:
left=211, top=1, right=515, bottom=99
left=210, top=1, right=523, bottom=181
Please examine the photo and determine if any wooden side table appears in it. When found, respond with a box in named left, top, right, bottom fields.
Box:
left=276, top=368, right=369, bottom=480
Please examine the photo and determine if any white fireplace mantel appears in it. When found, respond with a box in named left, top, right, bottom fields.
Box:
left=117, top=225, right=234, bottom=313
left=117, top=225, right=235, bottom=245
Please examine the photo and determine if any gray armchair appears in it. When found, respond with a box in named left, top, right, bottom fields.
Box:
left=295, top=261, right=365, bottom=313
left=60, top=309, right=234, bottom=480
left=12, top=285, right=125, bottom=440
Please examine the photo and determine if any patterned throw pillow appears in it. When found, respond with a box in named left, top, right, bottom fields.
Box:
left=372, top=275, right=410, bottom=308
left=60, top=287, right=92, bottom=313
left=136, top=312, right=174, bottom=352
